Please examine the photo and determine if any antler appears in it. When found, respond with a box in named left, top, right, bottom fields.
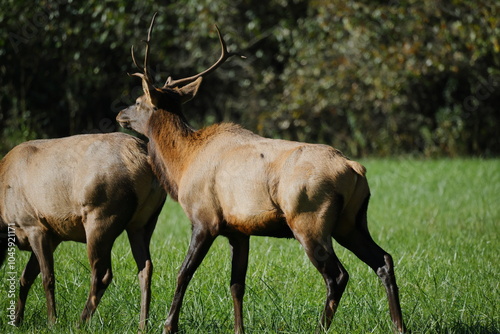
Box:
left=130, top=14, right=244, bottom=89
left=130, top=12, right=158, bottom=85
left=164, top=25, right=246, bottom=88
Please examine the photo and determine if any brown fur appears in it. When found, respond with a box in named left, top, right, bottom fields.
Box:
left=0, top=133, right=166, bottom=331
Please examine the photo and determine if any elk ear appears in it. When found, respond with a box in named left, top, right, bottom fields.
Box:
left=133, top=74, right=160, bottom=107
left=140, top=78, right=153, bottom=100
left=140, top=78, right=162, bottom=107
left=177, top=77, right=203, bottom=104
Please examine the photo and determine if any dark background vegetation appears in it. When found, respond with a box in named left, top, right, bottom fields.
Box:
left=1, top=0, right=499, bottom=157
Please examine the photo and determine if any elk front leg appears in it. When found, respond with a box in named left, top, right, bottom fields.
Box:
left=163, top=227, right=215, bottom=334
left=15, top=253, right=41, bottom=326
left=228, top=234, right=250, bottom=334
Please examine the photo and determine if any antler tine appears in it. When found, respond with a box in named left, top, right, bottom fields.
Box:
left=165, top=25, right=246, bottom=88
left=143, top=12, right=158, bottom=81
left=131, top=45, right=142, bottom=71
left=129, top=13, right=158, bottom=82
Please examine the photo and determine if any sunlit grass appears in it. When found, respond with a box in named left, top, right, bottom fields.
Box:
left=1, top=159, right=498, bottom=333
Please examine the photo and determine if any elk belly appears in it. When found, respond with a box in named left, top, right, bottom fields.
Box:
left=223, top=209, right=292, bottom=238
left=213, top=163, right=291, bottom=238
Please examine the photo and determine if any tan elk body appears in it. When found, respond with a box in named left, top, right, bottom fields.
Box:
left=0, top=132, right=166, bottom=331
left=117, top=14, right=406, bottom=334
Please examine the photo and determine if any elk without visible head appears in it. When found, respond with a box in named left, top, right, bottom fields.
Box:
left=0, top=133, right=166, bottom=332
left=118, top=14, right=406, bottom=334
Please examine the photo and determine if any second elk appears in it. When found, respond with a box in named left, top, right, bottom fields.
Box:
left=0, top=133, right=166, bottom=332
left=117, top=14, right=406, bottom=334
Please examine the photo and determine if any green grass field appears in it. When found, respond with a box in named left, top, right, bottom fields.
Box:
left=1, top=159, right=498, bottom=333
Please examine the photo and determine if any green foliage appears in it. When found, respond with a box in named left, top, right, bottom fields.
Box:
left=1, top=159, right=498, bottom=333
left=1, top=0, right=499, bottom=156
left=268, top=0, right=500, bottom=156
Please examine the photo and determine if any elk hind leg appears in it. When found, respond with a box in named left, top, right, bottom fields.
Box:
left=335, top=197, right=405, bottom=333
left=25, top=232, right=59, bottom=325
left=80, top=222, right=118, bottom=324
left=127, top=220, right=158, bottom=332
left=293, top=216, right=349, bottom=332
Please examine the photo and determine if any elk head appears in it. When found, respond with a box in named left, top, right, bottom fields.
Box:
left=117, top=13, right=245, bottom=135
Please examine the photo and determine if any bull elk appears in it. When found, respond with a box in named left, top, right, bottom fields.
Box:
left=0, top=132, right=166, bottom=331
left=117, top=14, right=406, bottom=334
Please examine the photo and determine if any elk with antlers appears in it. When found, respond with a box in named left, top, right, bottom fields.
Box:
left=117, top=14, right=406, bottom=334
left=0, top=133, right=166, bottom=331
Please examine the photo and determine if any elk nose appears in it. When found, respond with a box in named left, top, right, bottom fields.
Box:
left=116, top=112, right=131, bottom=129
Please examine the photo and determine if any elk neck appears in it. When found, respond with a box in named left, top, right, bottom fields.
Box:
left=145, top=109, right=198, bottom=201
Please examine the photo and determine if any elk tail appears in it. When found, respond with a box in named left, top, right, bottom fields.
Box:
left=347, top=159, right=366, bottom=177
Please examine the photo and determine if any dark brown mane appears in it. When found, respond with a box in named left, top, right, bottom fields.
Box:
left=146, top=111, right=187, bottom=200
left=146, top=109, right=242, bottom=200
left=147, top=138, right=178, bottom=200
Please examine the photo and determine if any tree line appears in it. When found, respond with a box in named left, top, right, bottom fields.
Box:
left=1, top=0, right=499, bottom=157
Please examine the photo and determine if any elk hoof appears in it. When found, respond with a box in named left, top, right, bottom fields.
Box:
left=163, top=324, right=178, bottom=334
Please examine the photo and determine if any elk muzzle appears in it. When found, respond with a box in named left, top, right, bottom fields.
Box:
left=116, top=108, right=132, bottom=129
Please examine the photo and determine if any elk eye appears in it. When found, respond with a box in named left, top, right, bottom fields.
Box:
left=136, top=102, right=140, bottom=106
